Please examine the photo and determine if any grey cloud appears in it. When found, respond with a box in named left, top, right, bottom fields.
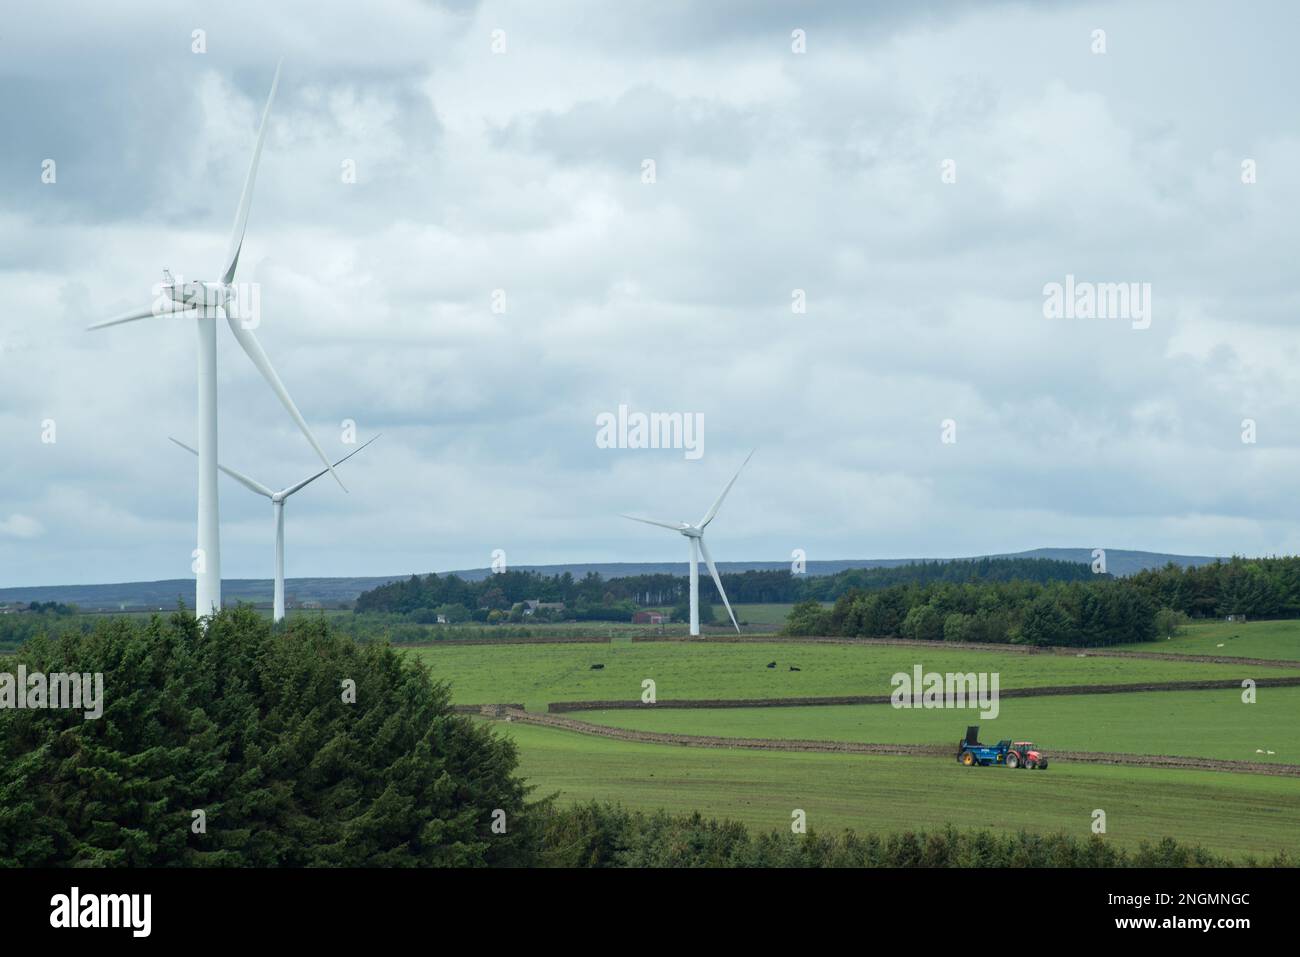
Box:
left=490, top=84, right=764, bottom=167
left=3, top=0, right=1300, bottom=587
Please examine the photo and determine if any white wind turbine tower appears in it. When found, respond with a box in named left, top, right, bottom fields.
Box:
left=89, top=62, right=342, bottom=619
left=622, top=450, right=754, bottom=637
left=169, top=435, right=379, bottom=622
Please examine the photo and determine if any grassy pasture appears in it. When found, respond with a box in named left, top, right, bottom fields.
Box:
left=439, top=628, right=1300, bottom=859
left=572, top=687, right=1300, bottom=764
left=1114, top=618, right=1300, bottom=660
left=730, top=603, right=802, bottom=625
left=500, top=721, right=1300, bottom=861
left=412, top=639, right=1300, bottom=710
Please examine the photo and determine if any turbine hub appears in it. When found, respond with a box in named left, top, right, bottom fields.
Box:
left=171, top=281, right=231, bottom=308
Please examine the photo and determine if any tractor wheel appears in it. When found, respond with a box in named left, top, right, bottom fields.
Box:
left=1026, top=759, right=1037, bottom=770
left=961, top=752, right=975, bottom=766
left=1006, top=752, right=1020, bottom=769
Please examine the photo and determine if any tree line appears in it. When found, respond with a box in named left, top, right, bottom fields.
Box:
left=0, top=603, right=85, bottom=652
left=352, top=556, right=1099, bottom=620
left=784, top=577, right=1166, bottom=647
left=1127, top=556, right=1300, bottom=619
left=538, top=804, right=1282, bottom=868
left=353, top=569, right=639, bottom=623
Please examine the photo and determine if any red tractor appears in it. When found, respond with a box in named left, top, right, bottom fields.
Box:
left=1005, top=740, right=1048, bottom=770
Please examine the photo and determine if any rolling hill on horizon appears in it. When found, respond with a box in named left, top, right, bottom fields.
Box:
left=0, top=548, right=1225, bottom=610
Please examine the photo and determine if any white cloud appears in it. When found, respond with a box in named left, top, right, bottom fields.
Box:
left=1, top=0, right=1297, bottom=585
left=0, top=515, right=44, bottom=540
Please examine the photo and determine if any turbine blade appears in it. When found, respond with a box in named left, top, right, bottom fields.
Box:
left=220, top=59, right=282, bottom=285
left=224, top=309, right=346, bottom=491
left=168, top=436, right=275, bottom=498
left=281, top=467, right=329, bottom=498
left=620, top=514, right=683, bottom=531
left=698, top=537, right=740, bottom=633
left=699, top=449, right=755, bottom=528
left=330, top=432, right=380, bottom=469
left=88, top=304, right=195, bottom=331
left=282, top=434, right=380, bottom=497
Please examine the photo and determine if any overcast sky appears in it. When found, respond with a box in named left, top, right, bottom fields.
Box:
left=2, top=0, right=1299, bottom=587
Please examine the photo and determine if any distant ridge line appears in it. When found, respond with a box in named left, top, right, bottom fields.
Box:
left=0, top=548, right=1225, bottom=609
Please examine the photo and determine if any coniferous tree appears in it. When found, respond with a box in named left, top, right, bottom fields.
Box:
left=0, top=607, right=539, bottom=867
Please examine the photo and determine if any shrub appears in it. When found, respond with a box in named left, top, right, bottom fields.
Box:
left=782, top=599, right=832, bottom=636
left=1154, top=606, right=1190, bottom=639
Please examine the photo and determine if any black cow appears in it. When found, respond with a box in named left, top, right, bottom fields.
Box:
left=766, top=661, right=777, bottom=669
left=590, top=663, right=604, bottom=670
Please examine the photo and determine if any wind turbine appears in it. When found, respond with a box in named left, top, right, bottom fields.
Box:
left=622, top=450, right=754, bottom=637
left=169, top=435, right=379, bottom=622
left=88, top=61, right=342, bottom=619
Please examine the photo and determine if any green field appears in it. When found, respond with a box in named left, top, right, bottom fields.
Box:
left=731, top=603, right=804, bottom=625
left=1114, top=618, right=1300, bottom=660
left=636, top=603, right=793, bottom=628
left=427, top=623, right=1300, bottom=860
left=571, top=687, right=1300, bottom=764
left=412, top=639, right=1299, bottom=710
left=501, top=721, right=1300, bottom=861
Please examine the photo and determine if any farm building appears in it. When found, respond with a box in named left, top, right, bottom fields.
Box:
left=632, top=611, right=665, bottom=625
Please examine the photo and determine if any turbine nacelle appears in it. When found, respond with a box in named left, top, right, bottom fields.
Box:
left=161, top=278, right=230, bottom=309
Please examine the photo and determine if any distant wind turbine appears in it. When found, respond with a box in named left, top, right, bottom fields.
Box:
left=89, top=61, right=342, bottom=618
left=622, top=450, right=754, bottom=636
left=170, top=435, right=379, bottom=622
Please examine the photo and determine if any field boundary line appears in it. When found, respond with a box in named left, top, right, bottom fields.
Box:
left=628, top=635, right=1300, bottom=668
left=406, top=633, right=1300, bottom=668
left=541, top=675, right=1300, bottom=712
left=453, top=703, right=524, bottom=715
left=400, top=635, right=611, bottom=648
left=497, top=709, right=1300, bottom=777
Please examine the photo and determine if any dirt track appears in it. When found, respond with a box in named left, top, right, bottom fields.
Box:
left=496, top=708, right=1300, bottom=777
